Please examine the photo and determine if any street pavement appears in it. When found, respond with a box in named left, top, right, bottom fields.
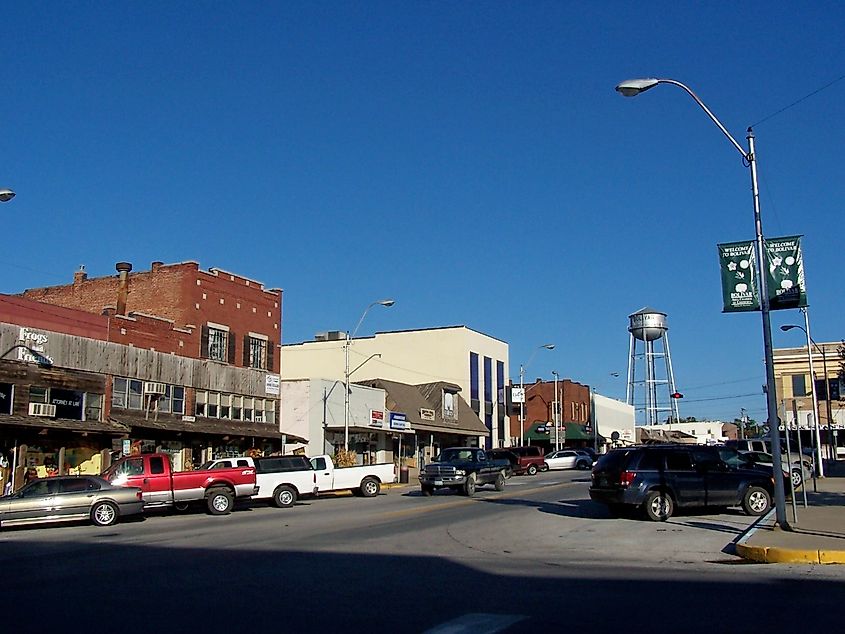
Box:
left=736, top=460, right=845, bottom=564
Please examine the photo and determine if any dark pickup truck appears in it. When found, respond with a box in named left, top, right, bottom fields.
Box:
left=419, top=447, right=511, bottom=496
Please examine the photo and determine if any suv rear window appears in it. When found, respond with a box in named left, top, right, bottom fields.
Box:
left=594, top=449, right=632, bottom=471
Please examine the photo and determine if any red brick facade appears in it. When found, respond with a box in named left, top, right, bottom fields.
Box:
left=509, top=378, right=591, bottom=440
left=21, top=261, right=282, bottom=373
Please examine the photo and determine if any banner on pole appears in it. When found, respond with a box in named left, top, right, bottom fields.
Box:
left=764, top=235, right=808, bottom=310
left=717, top=240, right=760, bottom=312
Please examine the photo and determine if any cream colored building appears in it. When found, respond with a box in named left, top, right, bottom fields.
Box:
left=282, top=326, right=510, bottom=448
left=591, top=393, right=635, bottom=449
left=774, top=343, right=844, bottom=429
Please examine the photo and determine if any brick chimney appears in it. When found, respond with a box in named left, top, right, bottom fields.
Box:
left=116, top=262, right=132, bottom=316
left=73, top=265, right=87, bottom=286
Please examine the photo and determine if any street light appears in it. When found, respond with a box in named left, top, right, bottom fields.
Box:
left=519, top=343, right=555, bottom=446
left=0, top=189, right=15, bottom=203
left=344, top=299, right=395, bottom=451
left=781, top=318, right=830, bottom=474
left=617, top=77, right=789, bottom=529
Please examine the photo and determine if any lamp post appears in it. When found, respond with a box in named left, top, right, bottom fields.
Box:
left=519, top=343, right=555, bottom=446
left=616, top=77, right=789, bottom=529
left=344, top=299, right=395, bottom=451
left=781, top=317, right=829, bottom=475
left=0, top=189, right=15, bottom=203
left=552, top=371, right=560, bottom=451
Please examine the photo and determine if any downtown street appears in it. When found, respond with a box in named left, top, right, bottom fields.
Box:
left=2, top=470, right=842, bottom=633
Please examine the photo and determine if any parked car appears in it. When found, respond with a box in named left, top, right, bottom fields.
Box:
left=738, top=450, right=809, bottom=489
left=202, top=455, right=317, bottom=508
left=543, top=449, right=593, bottom=471
left=725, top=438, right=814, bottom=473
left=419, top=447, right=510, bottom=496
left=103, top=452, right=257, bottom=515
left=489, top=446, right=545, bottom=476
left=309, top=455, right=395, bottom=497
left=0, top=476, right=144, bottom=529
left=589, top=444, right=775, bottom=521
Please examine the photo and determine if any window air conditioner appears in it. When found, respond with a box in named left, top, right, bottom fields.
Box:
left=144, top=382, right=167, bottom=395
left=29, top=403, right=57, bottom=417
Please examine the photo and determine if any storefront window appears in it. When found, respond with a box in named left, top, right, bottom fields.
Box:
left=0, top=383, right=12, bottom=415
left=29, top=387, right=48, bottom=404
left=85, top=393, right=103, bottom=422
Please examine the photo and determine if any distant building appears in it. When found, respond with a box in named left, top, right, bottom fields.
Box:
left=591, top=393, right=635, bottom=450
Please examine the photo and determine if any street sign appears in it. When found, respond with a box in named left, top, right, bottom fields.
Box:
left=512, top=388, right=525, bottom=403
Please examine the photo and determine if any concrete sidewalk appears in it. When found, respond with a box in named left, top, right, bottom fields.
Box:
left=735, top=461, right=845, bottom=564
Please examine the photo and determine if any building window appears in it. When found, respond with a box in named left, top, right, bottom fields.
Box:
left=443, top=391, right=457, bottom=421
left=245, top=335, right=268, bottom=369
left=194, top=391, right=275, bottom=425
left=29, top=387, right=48, bottom=404
left=207, top=327, right=228, bottom=362
left=0, top=383, right=12, bottom=415
left=113, top=378, right=182, bottom=414
left=791, top=374, right=807, bottom=398
left=85, top=394, right=103, bottom=421
left=469, top=352, right=479, bottom=414
left=156, top=386, right=185, bottom=415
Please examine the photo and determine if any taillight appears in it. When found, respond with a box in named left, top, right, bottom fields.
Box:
left=136, top=491, right=143, bottom=501
left=619, top=471, right=636, bottom=488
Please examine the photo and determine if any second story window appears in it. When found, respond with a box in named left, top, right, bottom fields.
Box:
left=202, top=323, right=234, bottom=363
left=443, top=391, right=457, bottom=421
left=246, top=335, right=268, bottom=369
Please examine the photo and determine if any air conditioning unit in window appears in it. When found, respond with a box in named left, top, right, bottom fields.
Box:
left=29, top=403, right=57, bottom=417
left=144, top=382, right=167, bottom=395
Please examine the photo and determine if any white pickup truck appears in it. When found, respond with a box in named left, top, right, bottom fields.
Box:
left=309, top=455, right=396, bottom=497
left=202, top=455, right=317, bottom=508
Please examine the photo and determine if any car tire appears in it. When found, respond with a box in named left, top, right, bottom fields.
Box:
left=540, top=462, right=549, bottom=472
left=494, top=472, right=506, bottom=491
left=643, top=490, right=673, bottom=522
left=790, top=469, right=803, bottom=489
left=577, top=460, right=590, bottom=470
left=742, top=486, right=772, bottom=516
left=206, top=487, right=234, bottom=515
left=420, top=484, right=434, bottom=496
left=463, top=473, right=477, bottom=496
left=90, top=501, right=119, bottom=527
left=527, top=464, right=538, bottom=476
left=273, top=485, right=297, bottom=508
left=360, top=477, right=380, bottom=498
left=173, top=501, right=191, bottom=513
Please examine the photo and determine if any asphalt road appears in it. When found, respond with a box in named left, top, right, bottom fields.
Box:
left=2, top=470, right=843, bottom=633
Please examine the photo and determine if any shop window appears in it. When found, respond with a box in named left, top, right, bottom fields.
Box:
left=29, top=386, right=48, bottom=404
left=220, top=394, right=231, bottom=419
left=208, top=392, right=220, bottom=418
left=232, top=395, right=242, bottom=420
left=195, top=391, right=207, bottom=417
left=0, top=382, right=12, bottom=415
left=85, top=393, right=103, bottom=422
left=243, top=397, right=254, bottom=421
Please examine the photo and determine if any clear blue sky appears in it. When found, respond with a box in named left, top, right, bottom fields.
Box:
left=3, top=2, right=843, bottom=423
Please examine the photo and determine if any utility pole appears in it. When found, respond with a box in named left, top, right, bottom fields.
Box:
left=740, top=408, right=747, bottom=440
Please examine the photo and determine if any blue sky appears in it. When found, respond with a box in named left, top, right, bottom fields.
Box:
left=3, top=2, right=843, bottom=423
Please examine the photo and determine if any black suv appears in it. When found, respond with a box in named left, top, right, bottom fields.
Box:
left=589, top=444, right=775, bottom=521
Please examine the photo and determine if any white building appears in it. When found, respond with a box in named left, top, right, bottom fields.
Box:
left=282, top=326, right=510, bottom=448
left=640, top=420, right=730, bottom=445
left=591, top=393, right=635, bottom=449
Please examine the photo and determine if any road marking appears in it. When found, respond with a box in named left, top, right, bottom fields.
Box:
left=423, top=613, right=526, bottom=634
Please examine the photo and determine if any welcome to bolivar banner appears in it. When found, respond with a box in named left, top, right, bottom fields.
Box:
left=717, top=235, right=808, bottom=313
left=718, top=240, right=760, bottom=312
left=764, top=235, right=808, bottom=310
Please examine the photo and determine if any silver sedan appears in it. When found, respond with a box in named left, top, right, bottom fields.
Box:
left=0, top=476, right=144, bottom=529
left=543, top=450, right=594, bottom=471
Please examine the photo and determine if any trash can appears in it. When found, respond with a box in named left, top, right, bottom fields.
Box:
left=399, top=465, right=409, bottom=483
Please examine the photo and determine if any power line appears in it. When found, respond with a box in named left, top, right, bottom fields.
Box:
left=751, top=73, right=845, bottom=128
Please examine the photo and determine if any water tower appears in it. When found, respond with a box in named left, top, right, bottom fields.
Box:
left=626, top=307, right=681, bottom=426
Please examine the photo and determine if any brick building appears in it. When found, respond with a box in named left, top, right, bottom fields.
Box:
left=0, top=261, right=287, bottom=491
left=509, top=378, right=593, bottom=451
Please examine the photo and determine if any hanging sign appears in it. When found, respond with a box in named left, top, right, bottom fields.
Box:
left=370, top=410, right=384, bottom=428
left=764, top=235, right=808, bottom=310
left=717, top=240, right=760, bottom=312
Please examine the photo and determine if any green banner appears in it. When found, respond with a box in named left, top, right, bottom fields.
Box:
left=717, top=240, right=760, bottom=312
left=765, top=235, right=808, bottom=310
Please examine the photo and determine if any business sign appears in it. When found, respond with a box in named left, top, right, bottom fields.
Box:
left=764, top=235, right=808, bottom=310
left=390, top=412, right=410, bottom=431
left=17, top=327, right=55, bottom=365
left=370, top=409, right=385, bottom=428
left=511, top=387, right=525, bottom=404
left=419, top=408, right=435, bottom=421
left=265, top=374, right=280, bottom=396
left=717, top=240, right=760, bottom=312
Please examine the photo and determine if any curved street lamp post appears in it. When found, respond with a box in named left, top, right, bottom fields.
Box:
left=616, top=77, right=789, bottom=529
left=519, top=344, right=555, bottom=446
left=344, top=299, right=395, bottom=451
left=781, top=317, right=831, bottom=474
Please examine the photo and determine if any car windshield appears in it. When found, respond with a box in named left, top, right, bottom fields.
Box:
left=437, top=449, right=476, bottom=463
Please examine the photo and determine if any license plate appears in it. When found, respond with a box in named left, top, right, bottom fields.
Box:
left=434, top=479, right=443, bottom=486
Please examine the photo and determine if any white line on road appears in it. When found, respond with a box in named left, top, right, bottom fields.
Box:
left=423, top=613, right=526, bottom=634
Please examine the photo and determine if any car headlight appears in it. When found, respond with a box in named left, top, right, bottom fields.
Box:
left=454, top=469, right=466, bottom=476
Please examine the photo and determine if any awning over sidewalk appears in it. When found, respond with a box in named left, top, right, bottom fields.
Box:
left=525, top=422, right=602, bottom=442
left=110, top=413, right=303, bottom=442
left=0, top=414, right=129, bottom=435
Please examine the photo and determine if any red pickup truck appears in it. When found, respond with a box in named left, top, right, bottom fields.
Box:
left=102, top=453, right=257, bottom=515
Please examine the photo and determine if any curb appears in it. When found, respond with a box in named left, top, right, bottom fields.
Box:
left=735, top=510, right=845, bottom=565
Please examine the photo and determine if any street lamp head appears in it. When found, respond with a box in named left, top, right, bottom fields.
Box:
left=542, top=343, right=555, bottom=350
left=780, top=324, right=799, bottom=332
left=0, top=188, right=15, bottom=203
left=377, top=299, right=395, bottom=307
left=615, top=78, right=660, bottom=97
